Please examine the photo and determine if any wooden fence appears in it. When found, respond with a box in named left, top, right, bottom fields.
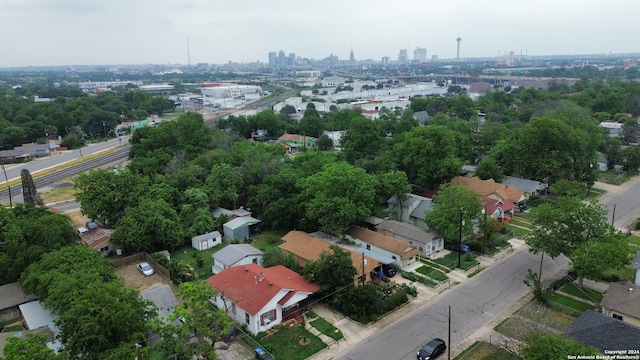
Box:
left=110, top=252, right=172, bottom=283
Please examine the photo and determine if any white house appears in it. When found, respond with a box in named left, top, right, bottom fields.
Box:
left=191, top=231, right=222, bottom=251
left=344, top=225, right=419, bottom=269
left=211, top=244, right=264, bottom=274
left=376, top=219, right=444, bottom=257
left=206, top=264, right=320, bottom=335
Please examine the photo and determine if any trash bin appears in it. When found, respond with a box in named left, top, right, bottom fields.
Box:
left=116, top=249, right=123, bottom=256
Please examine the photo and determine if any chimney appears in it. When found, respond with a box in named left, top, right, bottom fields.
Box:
left=244, top=268, right=248, bottom=272
left=254, top=276, right=257, bottom=284
left=259, top=272, right=264, bottom=282
left=268, top=282, right=272, bottom=286
left=383, top=230, right=388, bottom=236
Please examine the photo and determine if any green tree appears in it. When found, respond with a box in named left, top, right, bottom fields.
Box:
left=111, top=197, right=185, bottom=253
left=520, top=333, right=600, bottom=360
left=377, top=170, right=411, bottom=221
left=315, top=133, right=333, bottom=150
left=523, top=269, right=548, bottom=304
left=527, top=197, right=631, bottom=285
left=311, top=245, right=358, bottom=294
left=394, top=125, right=462, bottom=189
left=152, top=282, right=233, bottom=360
left=74, top=168, right=148, bottom=226
left=424, top=182, right=482, bottom=244
left=1, top=333, right=65, bottom=360
left=475, top=157, right=503, bottom=182
left=205, top=163, right=244, bottom=209
left=299, top=162, right=378, bottom=234
left=20, top=169, right=42, bottom=205
left=340, top=116, right=387, bottom=164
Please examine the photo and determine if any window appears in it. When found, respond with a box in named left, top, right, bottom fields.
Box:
left=261, top=309, right=276, bottom=325
left=245, top=313, right=250, bottom=325
left=252, top=258, right=258, bottom=264
left=613, top=313, right=623, bottom=321
left=366, top=244, right=371, bottom=250
left=391, top=256, right=397, bottom=260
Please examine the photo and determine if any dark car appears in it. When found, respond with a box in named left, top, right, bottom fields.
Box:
left=450, top=243, right=470, bottom=254
left=383, top=267, right=397, bottom=277
left=417, top=338, right=446, bottom=360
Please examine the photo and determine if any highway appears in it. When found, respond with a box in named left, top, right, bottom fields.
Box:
left=335, top=247, right=569, bottom=360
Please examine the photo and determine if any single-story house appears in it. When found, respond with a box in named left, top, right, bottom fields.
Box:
left=223, top=216, right=261, bottom=241
left=599, top=121, right=623, bottom=138
left=278, top=133, right=317, bottom=151
left=564, top=310, right=640, bottom=353
left=18, top=301, right=61, bottom=352
left=501, top=176, right=547, bottom=198
left=481, top=196, right=516, bottom=223
left=279, top=230, right=381, bottom=285
left=206, top=264, right=320, bottom=335
left=212, top=207, right=252, bottom=219
left=344, top=225, right=419, bottom=268
left=79, top=228, right=114, bottom=256
left=0, top=282, right=37, bottom=322
left=453, top=176, right=526, bottom=204
left=212, top=244, right=264, bottom=274
left=375, top=219, right=444, bottom=258
left=413, top=110, right=429, bottom=125
left=386, top=193, right=433, bottom=229
left=600, top=281, right=640, bottom=327
left=191, top=231, right=222, bottom=251
left=139, top=285, right=180, bottom=345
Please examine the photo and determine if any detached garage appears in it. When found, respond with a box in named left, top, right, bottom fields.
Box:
left=191, top=231, right=222, bottom=251
left=223, top=217, right=261, bottom=241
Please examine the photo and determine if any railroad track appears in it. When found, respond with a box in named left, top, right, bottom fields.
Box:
left=0, top=146, right=131, bottom=203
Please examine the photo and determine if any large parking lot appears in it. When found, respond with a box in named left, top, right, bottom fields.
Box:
left=116, top=262, right=176, bottom=293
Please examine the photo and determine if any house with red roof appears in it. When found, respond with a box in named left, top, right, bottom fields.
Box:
left=206, top=264, right=320, bottom=335
left=481, top=196, right=516, bottom=223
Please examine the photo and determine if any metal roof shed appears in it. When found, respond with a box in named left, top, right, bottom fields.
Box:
left=223, top=216, right=261, bottom=241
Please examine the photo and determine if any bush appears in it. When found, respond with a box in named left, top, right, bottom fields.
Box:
left=399, top=283, right=418, bottom=297
left=381, top=290, right=408, bottom=312
left=468, top=240, right=483, bottom=253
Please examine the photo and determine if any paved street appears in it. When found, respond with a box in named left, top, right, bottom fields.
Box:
left=595, top=178, right=640, bottom=231
left=318, top=242, right=569, bottom=360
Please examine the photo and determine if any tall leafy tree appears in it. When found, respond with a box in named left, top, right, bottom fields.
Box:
left=20, top=169, right=42, bottom=205
left=424, top=182, right=482, bottom=243
left=205, top=163, right=244, bottom=209
left=520, top=333, right=600, bottom=360
left=305, top=245, right=358, bottom=294
left=1, top=333, right=65, bottom=360
left=299, top=162, right=378, bottom=234
left=394, top=125, right=462, bottom=189
left=527, top=196, right=631, bottom=285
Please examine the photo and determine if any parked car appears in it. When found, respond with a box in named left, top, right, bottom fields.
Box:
left=417, top=338, right=446, bottom=360
left=137, top=262, right=154, bottom=276
left=383, top=267, right=397, bottom=277
left=450, top=243, right=470, bottom=254
left=254, top=347, right=274, bottom=360
left=85, top=221, right=98, bottom=230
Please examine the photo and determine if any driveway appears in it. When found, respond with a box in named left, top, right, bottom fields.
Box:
left=116, top=263, right=176, bottom=293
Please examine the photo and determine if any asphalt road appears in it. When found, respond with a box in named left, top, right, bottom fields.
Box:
left=335, top=246, right=569, bottom=360
left=596, top=177, right=640, bottom=231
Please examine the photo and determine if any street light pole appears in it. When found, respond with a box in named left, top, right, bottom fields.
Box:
left=458, top=207, right=463, bottom=268
left=102, top=122, right=107, bottom=142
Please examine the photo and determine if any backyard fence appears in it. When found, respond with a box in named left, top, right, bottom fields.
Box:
left=110, top=252, right=171, bottom=283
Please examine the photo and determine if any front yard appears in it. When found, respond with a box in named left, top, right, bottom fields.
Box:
left=252, top=324, right=326, bottom=360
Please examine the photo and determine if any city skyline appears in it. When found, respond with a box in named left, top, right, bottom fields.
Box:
left=1, top=0, right=639, bottom=68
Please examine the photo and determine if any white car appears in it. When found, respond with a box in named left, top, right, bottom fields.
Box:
left=137, top=262, right=154, bottom=276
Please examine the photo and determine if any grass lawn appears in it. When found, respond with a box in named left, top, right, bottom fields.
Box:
left=171, top=242, right=228, bottom=279
left=418, top=258, right=451, bottom=273
left=549, top=293, right=596, bottom=316
left=309, top=317, right=344, bottom=341
left=255, top=325, right=326, bottom=360
left=507, top=217, right=531, bottom=228
left=454, top=341, right=520, bottom=360
left=415, top=265, right=448, bottom=281
left=628, top=235, right=640, bottom=247
left=251, top=230, right=286, bottom=252
left=602, top=266, right=634, bottom=282
left=517, top=302, right=576, bottom=331
left=503, top=224, right=530, bottom=238
left=432, top=253, right=477, bottom=270
left=559, top=283, right=603, bottom=303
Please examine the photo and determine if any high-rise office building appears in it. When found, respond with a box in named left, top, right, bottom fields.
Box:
left=278, top=50, right=286, bottom=67
left=398, top=49, right=408, bottom=64
left=414, top=47, right=427, bottom=62
left=381, top=56, right=390, bottom=65
left=350, top=50, right=355, bottom=65
left=287, top=53, right=296, bottom=66
left=268, top=52, right=277, bottom=66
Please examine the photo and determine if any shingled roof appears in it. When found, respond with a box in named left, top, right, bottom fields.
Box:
left=453, top=176, right=525, bottom=204
left=600, top=281, right=640, bottom=320
left=565, top=310, right=640, bottom=352
left=345, top=225, right=419, bottom=260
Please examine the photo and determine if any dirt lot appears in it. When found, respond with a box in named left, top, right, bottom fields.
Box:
left=116, top=263, right=177, bottom=293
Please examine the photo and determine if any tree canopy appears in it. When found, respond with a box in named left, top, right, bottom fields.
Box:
left=424, top=182, right=482, bottom=243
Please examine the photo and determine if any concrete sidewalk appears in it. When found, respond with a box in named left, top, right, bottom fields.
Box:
left=305, top=238, right=529, bottom=360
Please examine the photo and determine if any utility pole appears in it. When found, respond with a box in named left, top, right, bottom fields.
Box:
left=483, top=202, right=488, bottom=253
left=458, top=208, right=463, bottom=268
left=1, top=161, right=12, bottom=208
left=611, top=204, right=616, bottom=226
left=448, top=306, right=451, bottom=360
left=538, top=252, right=544, bottom=285
left=361, top=250, right=366, bottom=286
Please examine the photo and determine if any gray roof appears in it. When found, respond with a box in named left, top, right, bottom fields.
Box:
left=192, top=231, right=222, bottom=243
left=565, top=310, right=640, bottom=352
left=410, top=197, right=433, bottom=220
left=600, top=281, right=640, bottom=319
left=462, top=165, right=476, bottom=174
left=224, top=216, right=260, bottom=230
left=376, top=219, right=440, bottom=244
left=212, top=244, right=263, bottom=266
left=501, top=176, right=546, bottom=194
left=140, top=285, right=179, bottom=319
left=0, top=282, right=37, bottom=311
left=413, top=110, right=429, bottom=124
left=18, top=301, right=58, bottom=333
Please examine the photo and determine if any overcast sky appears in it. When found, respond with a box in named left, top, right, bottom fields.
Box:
left=1, top=0, right=639, bottom=68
